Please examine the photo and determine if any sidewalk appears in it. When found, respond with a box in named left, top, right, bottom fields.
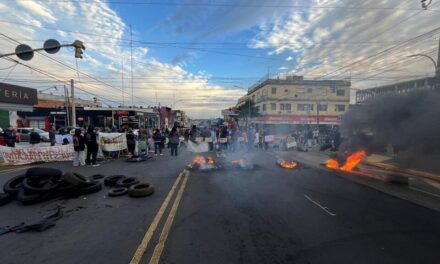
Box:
left=270, top=147, right=440, bottom=212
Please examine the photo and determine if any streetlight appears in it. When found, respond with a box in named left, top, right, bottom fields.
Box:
left=407, top=53, right=439, bottom=90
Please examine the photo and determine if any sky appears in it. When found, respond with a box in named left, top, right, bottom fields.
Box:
left=0, top=0, right=439, bottom=118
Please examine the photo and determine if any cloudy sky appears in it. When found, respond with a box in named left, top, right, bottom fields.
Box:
left=0, top=0, right=439, bottom=118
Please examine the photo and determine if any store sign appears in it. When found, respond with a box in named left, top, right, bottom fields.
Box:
left=256, top=115, right=340, bottom=124
left=0, top=83, right=38, bottom=105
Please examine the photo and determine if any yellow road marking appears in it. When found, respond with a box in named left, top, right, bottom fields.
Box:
left=148, top=171, right=190, bottom=264
left=129, top=171, right=184, bottom=264
left=0, top=166, right=32, bottom=175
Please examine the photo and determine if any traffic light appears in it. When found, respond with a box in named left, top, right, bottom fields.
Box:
left=73, top=40, right=85, bottom=59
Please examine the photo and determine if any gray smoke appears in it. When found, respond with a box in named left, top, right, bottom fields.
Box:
left=340, top=89, right=440, bottom=173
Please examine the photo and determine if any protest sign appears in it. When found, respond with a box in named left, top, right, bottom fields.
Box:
left=0, top=145, right=74, bottom=165
left=98, top=133, right=127, bottom=152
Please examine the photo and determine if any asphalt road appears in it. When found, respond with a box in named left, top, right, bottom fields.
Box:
left=1, top=149, right=440, bottom=264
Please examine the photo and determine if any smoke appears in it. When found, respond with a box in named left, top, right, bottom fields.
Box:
left=340, top=89, right=440, bottom=172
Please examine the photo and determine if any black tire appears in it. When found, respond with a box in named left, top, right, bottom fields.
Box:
left=116, top=177, right=139, bottom=187
left=90, top=174, right=105, bottom=180
left=71, top=181, right=103, bottom=196
left=108, top=187, right=128, bottom=197
left=22, top=177, right=60, bottom=193
left=104, top=175, right=126, bottom=186
left=3, top=174, right=27, bottom=194
left=0, top=193, right=12, bottom=206
left=128, top=183, right=155, bottom=197
left=64, top=172, right=94, bottom=187
left=17, top=188, right=49, bottom=205
left=25, top=167, right=62, bottom=182
left=52, top=180, right=76, bottom=196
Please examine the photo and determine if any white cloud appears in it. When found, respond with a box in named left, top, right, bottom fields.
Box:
left=278, top=66, right=288, bottom=71
left=285, top=56, right=294, bottom=61
left=17, top=1, right=57, bottom=24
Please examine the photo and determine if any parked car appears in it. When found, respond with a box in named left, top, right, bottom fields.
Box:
left=58, top=127, right=80, bottom=135
left=17, top=128, right=50, bottom=142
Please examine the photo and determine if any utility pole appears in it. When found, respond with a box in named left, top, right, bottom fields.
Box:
left=64, top=85, right=71, bottom=127
left=437, top=36, right=440, bottom=90
left=130, top=24, right=134, bottom=107
left=71, top=79, right=76, bottom=127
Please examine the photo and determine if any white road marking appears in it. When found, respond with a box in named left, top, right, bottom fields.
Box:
left=304, top=194, right=336, bottom=216
left=409, top=187, right=440, bottom=198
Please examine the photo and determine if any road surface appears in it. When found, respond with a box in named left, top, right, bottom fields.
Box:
left=0, top=149, right=439, bottom=264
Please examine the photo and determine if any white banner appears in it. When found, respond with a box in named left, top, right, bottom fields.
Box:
left=0, top=145, right=74, bottom=165
left=98, top=133, right=127, bottom=152
left=264, top=135, right=274, bottom=142
left=187, top=141, right=209, bottom=153
left=55, top=134, right=73, bottom=144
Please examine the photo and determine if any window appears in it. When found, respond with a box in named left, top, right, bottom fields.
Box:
left=256, top=106, right=260, bottom=112
left=307, top=88, right=313, bottom=93
left=318, top=104, right=327, bottom=111
left=271, top=87, right=277, bottom=94
left=271, top=103, right=276, bottom=111
left=280, top=104, right=285, bottom=111
left=336, top=89, right=345, bottom=96
left=262, top=104, right=266, bottom=111
left=297, top=104, right=314, bottom=111
left=285, top=104, right=291, bottom=112
left=335, top=104, right=346, bottom=112
left=252, top=95, right=255, bottom=101
left=284, top=89, right=289, bottom=93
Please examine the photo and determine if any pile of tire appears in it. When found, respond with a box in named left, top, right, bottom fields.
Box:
left=0, top=168, right=105, bottom=206
left=104, top=175, right=154, bottom=198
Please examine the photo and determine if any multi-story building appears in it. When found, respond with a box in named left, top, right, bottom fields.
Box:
left=171, top=110, right=188, bottom=128
left=242, top=75, right=350, bottom=131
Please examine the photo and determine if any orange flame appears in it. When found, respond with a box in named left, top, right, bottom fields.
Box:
left=279, top=159, right=298, bottom=169
left=193, top=155, right=206, bottom=165
left=326, top=150, right=366, bottom=172
left=207, top=156, right=215, bottom=164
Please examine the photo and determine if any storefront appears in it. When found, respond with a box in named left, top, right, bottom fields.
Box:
left=0, top=82, right=38, bottom=128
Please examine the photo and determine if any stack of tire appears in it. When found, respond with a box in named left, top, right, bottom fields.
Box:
left=0, top=168, right=104, bottom=206
left=104, top=175, right=154, bottom=198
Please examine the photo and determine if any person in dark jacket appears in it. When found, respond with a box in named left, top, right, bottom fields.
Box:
left=4, top=126, right=16, bottom=147
left=49, top=127, right=56, bottom=146
left=29, top=128, right=41, bottom=147
left=73, top=129, right=86, bottom=166
left=85, top=125, right=99, bottom=166
left=153, top=129, right=164, bottom=156
left=169, top=127, right=180, bottom=156
left=126, top=128, right=136, bottom=156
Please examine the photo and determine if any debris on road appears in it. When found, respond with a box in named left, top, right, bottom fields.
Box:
left=186, top=155, right=222, bottom=171
left=0, top=207, right=63, bottom=235
left=277, top=159, right=298, bottom=169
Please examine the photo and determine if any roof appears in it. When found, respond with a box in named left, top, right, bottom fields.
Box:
left=248, top=77, right=351, bottom=94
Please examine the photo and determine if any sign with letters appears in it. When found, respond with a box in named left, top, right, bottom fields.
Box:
left=0, top=83, right=38, bottom=105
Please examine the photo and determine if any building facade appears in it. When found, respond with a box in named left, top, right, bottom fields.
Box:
left=243, top=76, right=350, bottom=129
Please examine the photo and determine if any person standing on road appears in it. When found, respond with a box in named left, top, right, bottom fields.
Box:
left=126, top=128, right=136, bottom=157
left=29, top=128, right=41, bottom=147
left=153, top=128, right=164, bottom=156
left=169, top=127, right=180, bottom=156
left=73, top=128, right=86, bottom=166
left=49, top=127, right=56, bottom=146
left=85, top=125, right=100, bottom=166
left=4, top=125, right=16, bottom=147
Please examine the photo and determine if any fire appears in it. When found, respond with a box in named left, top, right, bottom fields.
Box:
left=207, top=156, right=215, bottom=164
left=326, top=159, right=340, bottom=169
left=194, top=155, right=206, bottom=165
left=186, top=163, right=193, bottom=169
left=278, top=159, right=298, bottom=169
left=326, top=150, right=366, bottom=172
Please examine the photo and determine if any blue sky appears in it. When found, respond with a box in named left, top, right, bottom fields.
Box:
left=0, top=0, right=439, bottom=118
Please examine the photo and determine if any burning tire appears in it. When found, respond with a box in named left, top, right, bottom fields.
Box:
left=3, top=174, right=27, bottom=194
left=104, top=175, right=126, bottom=186
left=108, top=187, right=128, bottom=197
left=64, top=172, right=95, bottom=188
left=116, top=177, right=139, bottom=187
left=128, top=183, right=155, bottom=197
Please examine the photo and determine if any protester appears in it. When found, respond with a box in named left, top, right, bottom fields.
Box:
left=62, top=138, right=70, bottom=145
left=72, top=128, right=86, bottom=166
left=4, top=125, right=16, bottom=147
left=126, top=128, right=136, bottom=156
left=49, top=127, right=56, bottom=146
left=153, top=128, right=164, bottom=156
left=29, top=128, right=41, bottom=147
left=169, top=127, right=180, bottom=156
left=85, top=125, right=100, bottom=166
